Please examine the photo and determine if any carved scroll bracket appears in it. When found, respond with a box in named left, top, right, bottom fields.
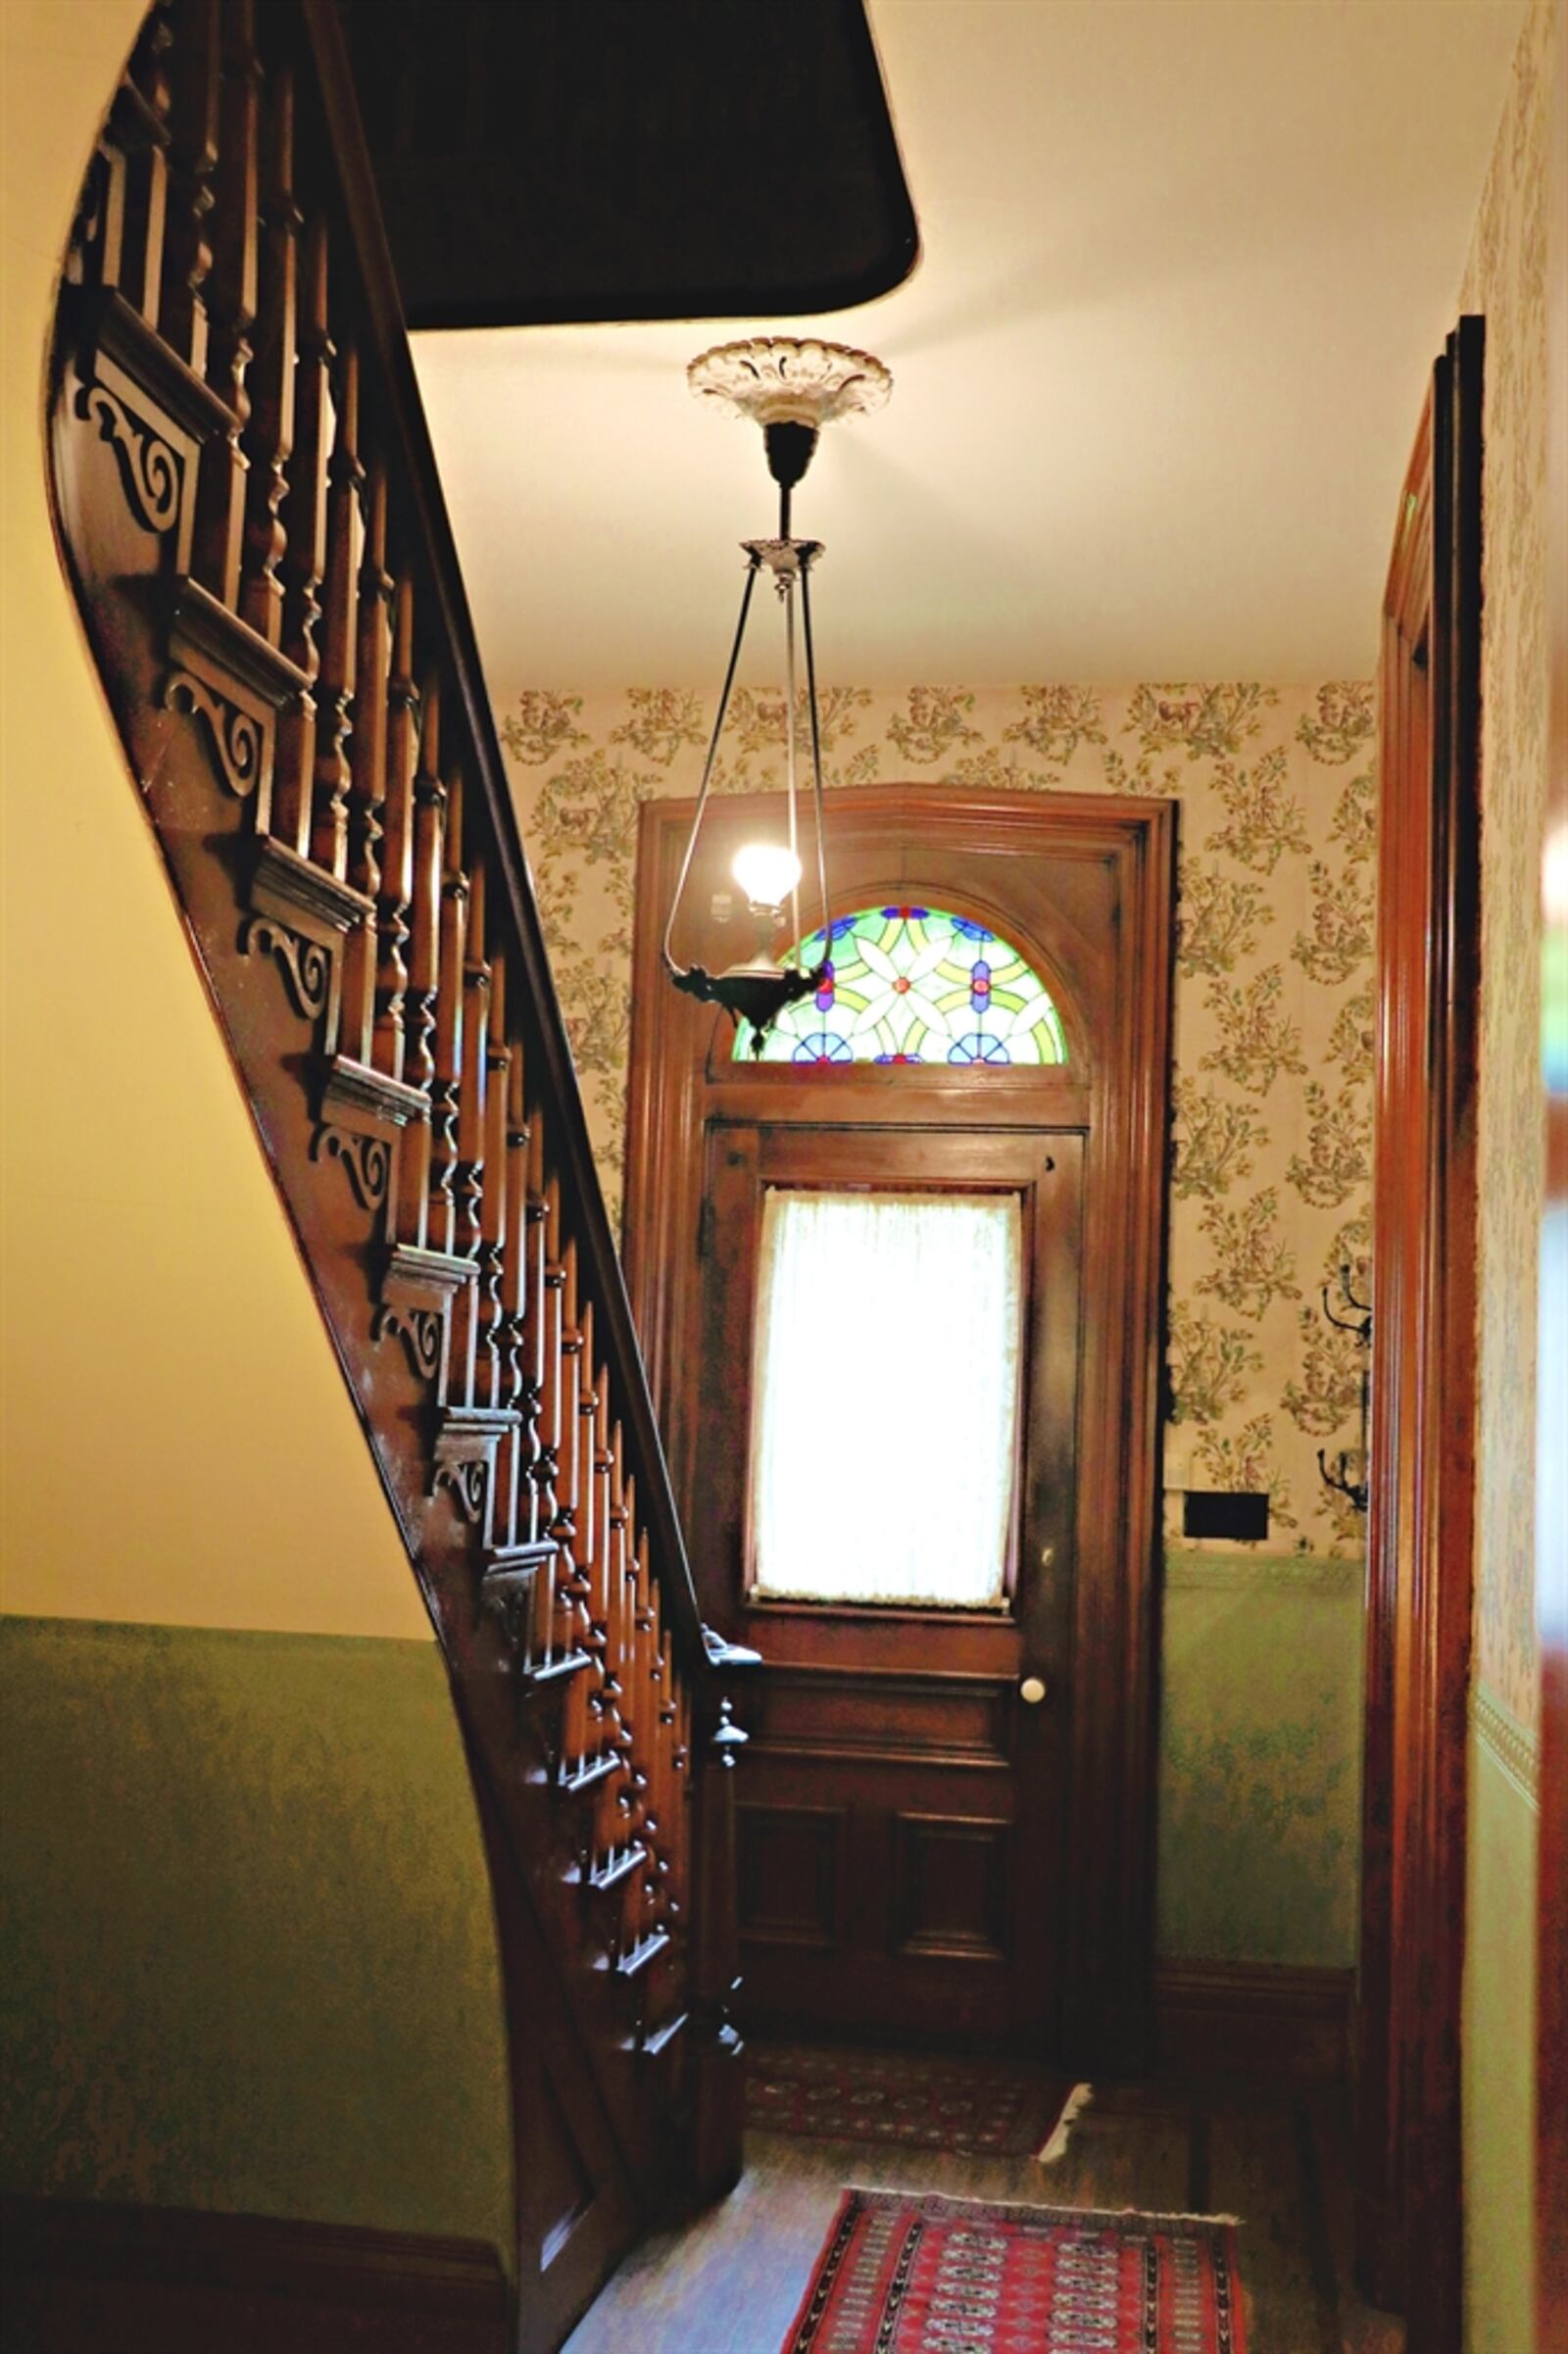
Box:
left=432, top=1452, right=488, bottom=1527
left=430, top=1403, right=519, bottom=1542
left=242, top=836, right=370, bottom=1049
left=373, top=1239, right=473, bottom=1394
left=162, top=575, right=310, bottom=831
left=314, top=1055, right=428, bottom=1229
left=371, top=1299, right=442, bottom=1383
left=238, top=912, right=330, bottom=1021
left=74, top=378, right=181, bottom=537
left=163, top=668, right=264, bottom=800
left=71, top=287, right=233, bottom=572
left=310, top=1123, right=390, bottom=1210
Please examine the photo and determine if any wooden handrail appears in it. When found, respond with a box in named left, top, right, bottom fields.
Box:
left=47, top=0, right=757, bottom=2293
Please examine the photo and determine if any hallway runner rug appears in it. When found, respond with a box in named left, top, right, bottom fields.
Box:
left=781, top=2187, right=1247, bottom=2354
left=746, top=2042, right=1090, bottom=2160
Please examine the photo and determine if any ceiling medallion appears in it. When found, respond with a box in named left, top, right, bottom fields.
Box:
left=662, top=340, right=893, bottom=1051
left=686, top=336, right=893, bottom=430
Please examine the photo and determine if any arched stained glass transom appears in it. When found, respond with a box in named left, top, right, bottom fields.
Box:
left=733, top=906, right=1069, bottom=1065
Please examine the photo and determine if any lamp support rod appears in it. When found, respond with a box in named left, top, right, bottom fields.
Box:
left=798, top=548, right=831, bottom=954
left=662, top=549, right=762, bottom=980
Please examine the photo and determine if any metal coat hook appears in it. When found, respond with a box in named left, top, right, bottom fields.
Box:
left=1317, top=1262, right=1372, bottom=1514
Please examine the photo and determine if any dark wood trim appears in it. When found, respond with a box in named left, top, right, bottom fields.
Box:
left=1539, top=6, right=1568, bottom=2338
left=1354, top=319, right=1483, bottom=2351
left=1154, top=1961, right=1353, bottom=2085
left=624, top=783, right=1175, bottom=2072
left=0, top=2194, right=511, bottom=2354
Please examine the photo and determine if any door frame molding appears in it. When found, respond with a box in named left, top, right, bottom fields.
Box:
left=1354, top=319, right=1483, bottom=2352
left=624, top=783, right=1175, bottom=2068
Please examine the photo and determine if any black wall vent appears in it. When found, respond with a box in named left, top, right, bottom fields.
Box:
left=1182, top=1491, right=1271, bottom=1544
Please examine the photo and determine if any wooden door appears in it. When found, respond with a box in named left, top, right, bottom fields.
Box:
left=625, top=784, right=1174, bottom=2067
left=1354, top=320, right=1482, bottom=2350
left=696, top=1117, right=1082, bottom=2044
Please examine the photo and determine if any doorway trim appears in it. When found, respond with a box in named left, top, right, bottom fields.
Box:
left=623, top=783, right=1175, bottom=2067
left=1354, top=318, right=1483, bottom=2352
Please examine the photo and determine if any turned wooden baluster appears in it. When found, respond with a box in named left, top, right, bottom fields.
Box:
left=160, top=0, right=219, bottom=378
left=493, top=1018, right=532, bottom=1566
left=531, top=1167, right=566, bottom=1666
left=645, top=1576, right=677, bottom=1937
left=373, top=574, right=417, bottom=1084
left=94, top=10, right=172, bottom=325
left=578, top=1318, right=610, bottom=1674
left=568, top=1292, right=605, bottom=1771
left=480, top=951, right=512, bottom=1431
left=451, top=855, right=492, bottom=1407
left=557, top=1249, right=597, bottom=1777
left=588, top=1366, right=632, bottom=1888
left=237, top=55, right=296, bottom=648
left=191, top=0, right=257, bottom=610
left=271, top=212, right=327, bottom=857
left=395, top=671, right=444, bottom=1251
left=691, top=1668, right=744, bottom=2195
left=625, top=1503, right=667, bottom=1951
left=606, top=1434, right=651, bottom=1941
left=338, top=452, right=392, bottom=1068
left=425, top=761, right=467, bottom=1259
left=310, top=341, right=362, bottom=888
left=671, top=1654, right=694, bottom=1934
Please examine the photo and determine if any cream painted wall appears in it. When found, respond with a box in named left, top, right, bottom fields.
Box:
left=0, top=0, right=428, bottom=1640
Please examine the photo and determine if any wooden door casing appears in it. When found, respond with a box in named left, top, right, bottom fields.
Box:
left=1354, top=320, right=1483, bottom=2353
left=625, top=785, right=1174, bottom=2068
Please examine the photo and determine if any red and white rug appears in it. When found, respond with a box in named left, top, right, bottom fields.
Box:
left=781, top=2186, right=1248, bottom=2354
left=747, top=2042, right=1091, bottom=2161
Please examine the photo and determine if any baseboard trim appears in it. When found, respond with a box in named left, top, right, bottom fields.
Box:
left=0, top=2194, right=512, bottom=2354
left=1154, top=1959, right=1352, bottom=2084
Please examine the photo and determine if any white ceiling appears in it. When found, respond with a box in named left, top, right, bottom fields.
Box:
left=413, top=0, right=1526, bottom=693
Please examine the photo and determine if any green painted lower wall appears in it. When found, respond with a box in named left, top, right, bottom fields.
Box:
left=0, top=1617, right=514, bottom=2265
left=1463, top=1699, right=1538, bottom=2354
left=0, top=1563, right=1369, bottom=2266
left=1156, top=1553, right=1363, bottom=1967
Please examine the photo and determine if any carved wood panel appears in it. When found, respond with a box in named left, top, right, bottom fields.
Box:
left=736, top=1803, right=848, bottom=1954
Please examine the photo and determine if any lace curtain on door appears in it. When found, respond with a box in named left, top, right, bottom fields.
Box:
left=749, top=1188, right=1024, bottom=1606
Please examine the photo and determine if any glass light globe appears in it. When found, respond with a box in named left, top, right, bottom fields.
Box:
left=732, top=842, right=802, bottom=913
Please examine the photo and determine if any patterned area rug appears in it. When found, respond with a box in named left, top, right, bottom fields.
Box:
left=782, top=2187, right=1247, bottom=2354
left=746, top=2042, right=1090, bottom=2161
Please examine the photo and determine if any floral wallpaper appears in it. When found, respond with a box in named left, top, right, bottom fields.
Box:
left=500, top=677, right=1376, bottom=1562
left=1459, top=0, right=1554, bottom=1743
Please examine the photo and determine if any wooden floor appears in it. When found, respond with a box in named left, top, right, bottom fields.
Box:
left=564, top=2070, right=1405, bottom=2354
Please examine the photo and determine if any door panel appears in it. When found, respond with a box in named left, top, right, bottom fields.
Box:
left=736, top=1802, right=849, bottom=1953
left=696, top=1120, right=1082, bottom=2046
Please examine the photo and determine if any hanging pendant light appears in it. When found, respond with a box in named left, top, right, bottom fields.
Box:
left=662, top=337, right=892, bottom=1050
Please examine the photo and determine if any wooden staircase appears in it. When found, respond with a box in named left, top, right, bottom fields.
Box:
left=47, top=2, right=755, bottom=2341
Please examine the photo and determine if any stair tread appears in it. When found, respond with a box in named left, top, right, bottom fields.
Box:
left=615, top=1930, right=672, bottom=1982
left=587, top=1842, right=648, bottom=1894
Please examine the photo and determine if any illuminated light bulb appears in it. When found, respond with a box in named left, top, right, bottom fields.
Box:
left=732, top=842, right=802, bottom=913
